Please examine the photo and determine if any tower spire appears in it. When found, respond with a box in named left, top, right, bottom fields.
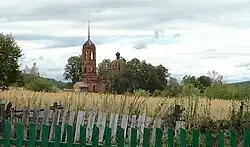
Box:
left=88, top=20, right=90, bottom=40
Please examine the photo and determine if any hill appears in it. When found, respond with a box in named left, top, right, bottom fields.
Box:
left=229, top=81, right=250, bottom=87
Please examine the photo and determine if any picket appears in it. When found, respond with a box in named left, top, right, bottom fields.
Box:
left=60, top=108, right=68, bottom=141
left=65, top=108, right=76, bottom=142
left=120, top=114, right=128, bottom=138
left=74, top=111, right=85, bottom=142
left=21, top=106, right=29, bottom=139
left=129, top=115, right=137, bottom=144
left=86, top=111, right=95, bottom=142
left=29, top=123, right=36, bottom=147
left=49, top=109, right=59, bottom=141
left=96, top=111, right=106, bottom=142
left=110, top=113, right=119, bottom=143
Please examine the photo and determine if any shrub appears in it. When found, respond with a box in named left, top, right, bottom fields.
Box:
left=133, top=89, right=150, bottom=97
left=205, top=84, right=235, bottom=100
left=24, top=78, right=57, bottom=92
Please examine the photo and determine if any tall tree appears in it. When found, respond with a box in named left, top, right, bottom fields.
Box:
left=207, top=70, right=223, bottom=84
left=181, top=75, right=200, bottom=88
left=29, top=62, right=40, bottom=76
left=197, top=75, right=211, bottom=87
left=0, top=33, right=22, bottom=90
left=23, top=62, right=40, bottom=76
left=162, top=77, right=182, bottom=97
left=63, top=55, right=82, bottom=84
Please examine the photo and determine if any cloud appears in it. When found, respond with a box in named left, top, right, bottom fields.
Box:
left=1, top=0, right=250, bottom=82
left=133, top=40, right=149, bottom=50
left=133, top=31, right=181, bottom=50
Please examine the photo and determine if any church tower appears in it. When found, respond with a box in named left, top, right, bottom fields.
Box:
left=77, top=21, right=106, bottom=93
left=82, top=21, right=98, bottom=85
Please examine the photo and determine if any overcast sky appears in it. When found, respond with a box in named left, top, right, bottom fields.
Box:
left=1, top=0, right=250, bottom=83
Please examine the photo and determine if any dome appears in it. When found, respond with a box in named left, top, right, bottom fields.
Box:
left=115, top=52, right=120, bottom=59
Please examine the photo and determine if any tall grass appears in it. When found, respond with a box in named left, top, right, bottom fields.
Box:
left=0, top=88, right=246, bottom=119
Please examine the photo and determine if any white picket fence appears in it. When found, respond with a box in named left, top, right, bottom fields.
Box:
left=6, top=107, right=186, bottom=145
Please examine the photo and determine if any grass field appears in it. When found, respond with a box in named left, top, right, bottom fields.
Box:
left=0, top=88, right=245, bottom=121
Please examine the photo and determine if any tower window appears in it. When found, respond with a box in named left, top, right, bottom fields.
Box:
left=84, top=67, right=87, bottom=72
left=92, top=67, right=95, bottom=72
left=85, top=51, right=88, bottom=59
left=90, top=51, right=93, bottom=60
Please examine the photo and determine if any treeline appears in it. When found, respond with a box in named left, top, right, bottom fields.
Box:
left=15, top=63, right=69, bottom=92
left=63, top=55, right=250, bottom=100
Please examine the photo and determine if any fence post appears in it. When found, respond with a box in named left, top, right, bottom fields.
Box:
left=0, top=101, right=5, bottom=134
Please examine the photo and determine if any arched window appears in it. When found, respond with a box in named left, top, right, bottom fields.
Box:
left=116, top=62, right=119, bottom=68
left=85, top=51, right=88, bottom=59
left=90, top=51, right=93, bottom=60
left=84, top=67, right=87, bottom=72
left=93, top=85, right=96, bottom=92
left=92, top=67, right=95, bottom=72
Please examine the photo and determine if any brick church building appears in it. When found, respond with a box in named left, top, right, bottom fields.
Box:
left=74, top=21, right=106, bottom=93
left=74, top=21, right=125, bottom=93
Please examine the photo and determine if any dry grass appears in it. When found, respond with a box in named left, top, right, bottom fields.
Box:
left=0, top=88, right=244, bottom=120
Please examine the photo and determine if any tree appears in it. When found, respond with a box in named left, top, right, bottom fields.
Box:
left=207, top=70, right=223, bottom=84
left=29, top=62, right=40, bottom=76
left=181, top=75, right=200, bottom=88
left=64, top=55, right=170, bottom=94
left=181, top=75, right=211, bottom=93
left=23, top=62, right=40, bottom=76
left=182, top=83, right=200, bottom=96
left=197, top=75, right=211, bottom=87
left=63, top=55, right=82, bottom=84
left=162, top=77, right=182, bottom=97
left=0, top=33, right=22, bottom=90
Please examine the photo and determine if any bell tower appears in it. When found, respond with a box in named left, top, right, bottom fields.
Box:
left=82, top=21, right=97, bottom=82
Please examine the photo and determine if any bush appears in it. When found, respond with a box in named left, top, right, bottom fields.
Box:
left=182, top=83, right=200, bottom=96
left=234, top=86, right=250, bottom=100
left=205, top=84, right=235, bottom=100
left=24, top=78, right=58, bottom=92
left=161, top=84, right=182, bottom=97
left=133, top=89, right=150, bottom=97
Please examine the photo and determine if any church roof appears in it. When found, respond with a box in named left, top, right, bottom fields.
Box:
left=74, top=81, right=88, bottom=88
left=83, top=39, right=95, bottom=47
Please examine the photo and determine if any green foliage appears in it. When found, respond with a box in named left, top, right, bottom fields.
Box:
left=182, top=83, right=200, bottom=96
left=63, top=55, right=82, bottom=84
left=67, top=55, right=170, bottom=94
left=133, top=89, right=150, bottom=97
left=63, top=53, right=250, bottom=100
left=197, top=75, right=212, bottom=87
left=161, top=77, right=182, bottom=97
left=21, top=73, right=67, bottom=92
left=24, top=77, right=58, bottom=92
left=0, top=33, right=22, bottom=90
left=234, top=86, right=250, bottom=100
left=205, top=84, right=235, bottom=99
left=15, top=63, right=68, bottom=92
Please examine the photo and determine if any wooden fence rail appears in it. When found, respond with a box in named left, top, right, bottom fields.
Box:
left=1, top=121, right=250, bottom=146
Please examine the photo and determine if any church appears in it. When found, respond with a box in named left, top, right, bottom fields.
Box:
left=73, top=21, right=123, bottom=93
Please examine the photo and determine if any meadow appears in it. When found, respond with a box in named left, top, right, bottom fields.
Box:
left=0, top=88, right=244, bottom=121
